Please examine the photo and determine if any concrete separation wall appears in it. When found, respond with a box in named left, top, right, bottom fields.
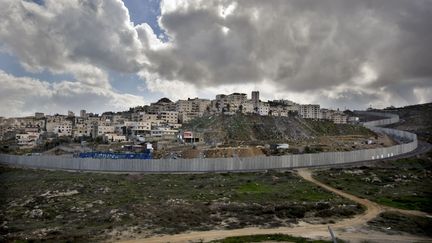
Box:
left=0, top=112, right=418, bottom=172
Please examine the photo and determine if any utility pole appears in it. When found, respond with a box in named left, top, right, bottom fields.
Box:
left=328, top=225, right=337, bottom=243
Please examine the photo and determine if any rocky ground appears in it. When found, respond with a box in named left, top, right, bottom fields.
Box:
left=314, top=151, right=432, bottom=213
left=183, top=113, right=374, bottom=146
left=0, top=167, right=364, bottom=242
left=385, top=102, right=432, bottom=143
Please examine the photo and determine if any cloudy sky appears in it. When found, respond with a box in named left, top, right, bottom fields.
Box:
left=0, top=0, right=431, bottom=117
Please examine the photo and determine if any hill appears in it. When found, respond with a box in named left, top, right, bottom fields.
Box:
left=183, top=113, right=374, bottom=146
left=384, top=102, right=432, bottom=142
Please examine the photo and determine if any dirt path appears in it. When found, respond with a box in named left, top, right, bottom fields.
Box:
left=297, top=169, right=430, bottom=218
left=116, top=168, right=431, bottom=243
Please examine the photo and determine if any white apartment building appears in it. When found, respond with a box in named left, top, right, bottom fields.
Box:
left=214, top=93, right=247, bottom=112
left=97, top=125, right=115, bottom=136
left=46, top=115, right=67, bottom=132
left=16, top=132, right=40, bottom=147
left=257, top=102, right=270, bottom=116
left=193, top=99, right=211, bottom=114
left=124, top=121, right=138, bottom=127
left=226, top=93, right=247, bottom=112
left=132, top=121, right=152, bottom=135
left=241, top=101, right=254, bottom=114
left=269, top=106, right=289, bottom=117
left=111, top=114, right=124, bottom=125
left=159, top=111, right=178, bottom=124
left=299, top=104, right=321, bottom=119
left=177, top=98, right=211, bottom=115
left=286, top=104, right=300, bottom=113
left=332, top=113, right=348, bottom=124
left=321, top=109, right=348, bottom=124
left=150, top=128, right=178, bottom=137
left=140, top=113, right=159, bottom=122
left=137, top=121, right=152, bottom=131
left=53, top=121, right=73, bottom=136
left=176, top=100, right=193, bottom=113
left=104, top=133, right=127, bottom=142
left=73, top=123, right=91, bottom=138
left=15, top=117, right=45, bottom=129
left=80, top=109, right=87, bottom=118
left=179, top=112, right=200, bottom=123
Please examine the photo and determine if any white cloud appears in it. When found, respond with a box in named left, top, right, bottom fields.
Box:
left=413, top=87, right=432, bottom=104
left=0, top=70, right=146, bottom=117
left=143, top=0, right=432, bottom=108
left=0, top=0, right=147, bottom=87
left=0, top=0, right=431, bottom=115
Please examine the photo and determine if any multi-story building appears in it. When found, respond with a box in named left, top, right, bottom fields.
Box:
left=177, top=98, right=211, bottom=114
left=104, top=133, right=127, bottom=143
left=111, top=114, right=125, bottom=125
left=257, top=102, right=270, bottom=116
left=214, top=93, right=247, bottom=112
left=286, top=104, right=300, bottom=113
left=132, top=121, right=152, bottom=135
left=150, top=127, right=178, bottom=137
left=269, top=106, right=288, bottom=117
left=97, top=125, right=115, bottom=136
left=252, top=91, right=259, bottom=112
left=159, top=111, right=178, bottom=124
left=73, top=123, right=91, bottom=138
left=321, top=109, right=348, bottom=124
left=53, top=120, right=73, bottom=137
left=16, top=132, right=40, bottom=147
left=299, top=104, right=321, bottom=119
left=139, top=113, right=159, bottom=123
left=241, top=101, right=254, bottom=114
left=192, top=98, right=211, bottom=114
left=35, top=112, right=45, bottom=119
left=80, top=110, right=87, bottom=118
left=332, top=113, right=348, bottom=124
left=15, top=117, right=45, bottom=129
left=176, top=100, right=193, bottom=113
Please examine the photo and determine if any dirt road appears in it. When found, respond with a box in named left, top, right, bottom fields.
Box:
left=117, top=169, right=431, bottom=243
left=297, top=169, right=430, bottom=218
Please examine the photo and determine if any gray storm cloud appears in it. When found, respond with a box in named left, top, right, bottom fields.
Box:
left=142, top=0, right=432, bottom=106
left=0, top=0, right=431, bottom=114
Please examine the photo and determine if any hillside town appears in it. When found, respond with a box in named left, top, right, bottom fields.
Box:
left=0, top=91, right=358, bottom=149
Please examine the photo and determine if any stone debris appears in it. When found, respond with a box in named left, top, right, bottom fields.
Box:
left=40, top=190, right=79, bottom=198
left=343, top=169, right=364, bottom=175
left=70, top=206, right=84, bottom=213
left=93, top=200, right=104, bottom=205
left=110, top=209, right=127, bottom=222
left=27, top=209, right=43, bottom=218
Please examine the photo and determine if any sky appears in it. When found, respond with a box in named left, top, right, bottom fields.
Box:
left=0, top=0, right=431, bottom=117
